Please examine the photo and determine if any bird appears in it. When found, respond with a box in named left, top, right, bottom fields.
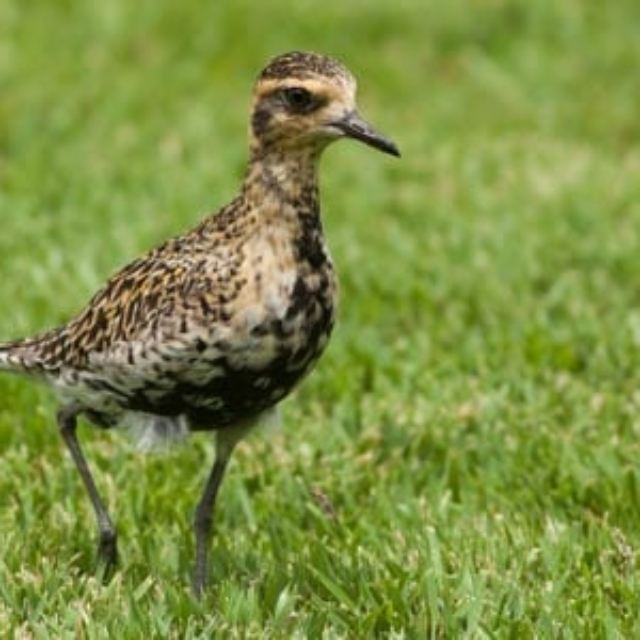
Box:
left=0, top=50, right=399, bottom=596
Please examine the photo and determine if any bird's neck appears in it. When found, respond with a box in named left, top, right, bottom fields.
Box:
left=195, top=148, right=325, bottom=242
left=243, top=147, right=322, bottom=214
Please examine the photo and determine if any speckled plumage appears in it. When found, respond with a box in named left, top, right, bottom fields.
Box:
left=2, top=189, right=335, bottom=432
left=0, top=51, right=399, bottom=595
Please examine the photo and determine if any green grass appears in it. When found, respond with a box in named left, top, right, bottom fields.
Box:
left=2, top=0, right=640, bottom=636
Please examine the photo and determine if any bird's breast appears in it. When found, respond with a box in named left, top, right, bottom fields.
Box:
left=227, top=235, right=337, bottom=378
left=173, top=242, right=336, bottom=429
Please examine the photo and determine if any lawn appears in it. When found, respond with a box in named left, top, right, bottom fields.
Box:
left=2, top=0, right=640, bottom=637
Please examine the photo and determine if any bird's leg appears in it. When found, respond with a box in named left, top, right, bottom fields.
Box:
left=57, top=405, right=117, bottom=581
left=192, top=424, right=253, bottom=598
left=192, top=448, right=231, bottom=598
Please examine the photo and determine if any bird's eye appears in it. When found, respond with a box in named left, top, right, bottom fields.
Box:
left=282, top=87, right=314, bottom=112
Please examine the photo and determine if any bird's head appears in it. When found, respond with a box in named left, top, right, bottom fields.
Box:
left=249, top=51, right=400, bottom=160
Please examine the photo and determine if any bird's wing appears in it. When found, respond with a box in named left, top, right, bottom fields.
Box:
left=61, top=235, right=244, bottom=373
left=55, top=235, right=287, bottom=423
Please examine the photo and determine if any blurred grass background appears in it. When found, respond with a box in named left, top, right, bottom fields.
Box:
left=2, top=0, right=640, bottom=636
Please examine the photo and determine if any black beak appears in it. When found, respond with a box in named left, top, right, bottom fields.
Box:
left=332, top=111, right=400, bottom=157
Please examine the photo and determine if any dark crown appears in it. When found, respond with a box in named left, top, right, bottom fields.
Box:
left=258, top=51, right=352, bottom=84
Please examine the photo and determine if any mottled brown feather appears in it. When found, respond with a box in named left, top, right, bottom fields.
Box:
left=0, top=50, right=395, bottom=436
left=0, top=50, right=398, bottom=596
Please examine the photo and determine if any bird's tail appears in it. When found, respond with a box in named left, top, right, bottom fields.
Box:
left=0, top=330, right=59, bottom=376
left=0, top=339, right=33, bottom=373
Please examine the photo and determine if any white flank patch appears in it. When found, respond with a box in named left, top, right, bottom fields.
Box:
left=123, top=412, right=190, bottom=453
left=258, top=406, right=282, bottom=433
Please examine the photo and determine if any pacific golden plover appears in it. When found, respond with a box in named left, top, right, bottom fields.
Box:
left=0, top=51, right=399, bottom=595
